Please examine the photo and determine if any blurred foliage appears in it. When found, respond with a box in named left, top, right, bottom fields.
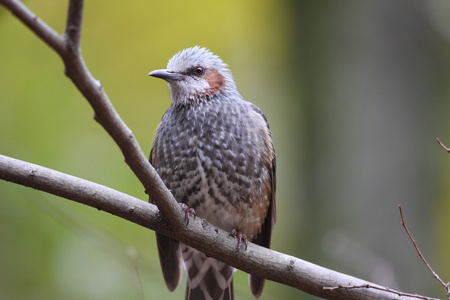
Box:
left=1, top=0, right=450, bottom=300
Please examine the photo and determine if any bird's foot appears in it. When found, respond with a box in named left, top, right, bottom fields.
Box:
left=179, top=203, right=196, bottom=225
left=230, top=229, right=248, bottom=251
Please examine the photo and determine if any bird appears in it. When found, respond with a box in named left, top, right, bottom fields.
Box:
left=148, top=46, right=276, bottom=300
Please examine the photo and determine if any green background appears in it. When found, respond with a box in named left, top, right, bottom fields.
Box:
left=1, top=0, right=450, bottom=299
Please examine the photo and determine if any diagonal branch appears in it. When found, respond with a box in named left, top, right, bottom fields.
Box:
left=0, top=0, right=183, bottom=231
left=437, top=137, right=450, bottom=154
left=399, top=205, right=450, bottom=298
left=0, top=154, right=425, bottom=300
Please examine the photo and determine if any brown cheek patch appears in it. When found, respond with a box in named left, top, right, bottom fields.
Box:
left=201, top=70, right=226, bottom=96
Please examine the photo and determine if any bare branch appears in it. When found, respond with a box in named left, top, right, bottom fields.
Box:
left=0, top=0, right=183, bottom=231
left=0, top=154, right=160, bottom=230
left=0, top=154, right=428, bottom=300
left=399, top=205, right=450, bottom=298
left=437, top=138, right=450, bottom=153
left=324, top=284, right=440, bottom=300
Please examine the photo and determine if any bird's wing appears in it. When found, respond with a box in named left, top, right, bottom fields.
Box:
left=248, top=105, right=277, bottom=298
left=150, top=147, right=183, bottom=292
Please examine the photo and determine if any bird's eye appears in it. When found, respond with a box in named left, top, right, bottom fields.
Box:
left=194, top=67, right=204, bottom=76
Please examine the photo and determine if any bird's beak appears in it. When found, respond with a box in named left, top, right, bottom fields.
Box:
left=148, top=69, right=183, bottom=81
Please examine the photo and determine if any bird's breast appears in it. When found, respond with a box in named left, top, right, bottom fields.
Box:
left=153, top=99, right=271, bottom=238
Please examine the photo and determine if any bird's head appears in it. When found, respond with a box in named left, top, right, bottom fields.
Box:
left=149, top=46, right=237, bottom=106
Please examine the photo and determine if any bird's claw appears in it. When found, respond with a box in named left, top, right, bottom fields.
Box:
left=179, top=203, right=196, bottom=225
left=230, top=229, right=248, bottom=251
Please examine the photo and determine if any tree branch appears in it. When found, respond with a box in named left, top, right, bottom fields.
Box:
left=0, top=0, right=183, bottom=231
left=0, top=154, right=425, bottom=300
left=399, top=205, right=450, bottom=298
left=437, top=138, right=450, bottom=153
left=324, top=284, right=439, bottom=300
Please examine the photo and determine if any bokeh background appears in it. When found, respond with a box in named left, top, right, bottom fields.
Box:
left=1, top=0, right=450, bottom=299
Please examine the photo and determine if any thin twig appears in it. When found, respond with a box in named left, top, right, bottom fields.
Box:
left=436, top=138, right=450, bottom=153
left=399, top=205, right=450, bottom=298
left=324, top=284, right=440, bottom=300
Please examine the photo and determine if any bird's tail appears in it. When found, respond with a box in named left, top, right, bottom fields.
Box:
left=182, top=245, right=234, bottom=300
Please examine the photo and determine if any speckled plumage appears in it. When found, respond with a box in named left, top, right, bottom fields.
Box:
left=149, top=46, right=276, bottom=300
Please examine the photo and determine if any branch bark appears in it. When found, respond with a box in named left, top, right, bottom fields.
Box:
left=0, top=1, right=440, bottom=299
left=0, top=154, right=428, bottom=300
left=0, top=0, right=183, bottom=231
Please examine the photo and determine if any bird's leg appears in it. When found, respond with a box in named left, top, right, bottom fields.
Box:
left=179, top=203, right=196, bottom=225
left=229, top=229, right=248, bottom=251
